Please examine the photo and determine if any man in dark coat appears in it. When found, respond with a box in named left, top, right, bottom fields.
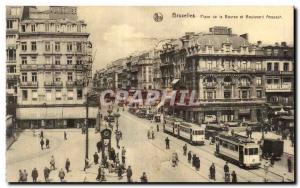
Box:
left=94, top=152, right=99, bottom=164
left=288, top=157, right=292, bottom=173
left=157, top=124, right=159, bottom=132
left=96, top=166, right=102, bottom=181
left=188, top=151, right=192, bottom=163
left=40, top=130, right=44, bottom=138
left=126, top=166, right=133, bottom=182
left=46, top=138, right=50, bottom=149
left=192, top=154, right=196, bottom=167
left=31, top=168, right=38, bottom=182
left=65, top=158, right=71, bottom=173
left=64, top=131, right=67, bottom=140
left=96, top=141, right=102, bottom=153
left=270, top=153, right=275, bottom=167
left=231, top=171, right=237, bottom=182
left=43, top=167, right=50, bottom=182
left=224, top=162, right=229, bottom=175
left=165, top=137, right=170, bottom=149
left=40, top=138, right=44, bottom=150
left=117, top=165, right=123, bottom=180
left=183, top=144, right=187, bottom=156
left=140, top=172, right=148, bottom=182
left=209, top=163, right=216, bottom=180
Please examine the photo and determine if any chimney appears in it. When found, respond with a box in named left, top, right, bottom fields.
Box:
left=240, top=33, right=248, bottom=40
left=281, top=42, right=287, bottom=47
left=257, top=41, right=262, bottom=47
left=275, top=42, right=279, bottom=46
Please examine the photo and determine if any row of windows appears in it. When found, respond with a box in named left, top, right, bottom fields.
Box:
left=21, top=42, right=83, bottom=52
left=203, top=90, right=262, bottom=99
left=22, top=89, right=83, bottom=101
left=266, top=78, right=292, bottom=84
left=21, top=23, right=84, bottom=33
left=21, top=72, right=75, bottom=82
left=267, top=62, right=290, bottom=71
left=21, top=56, right=83, bottom=65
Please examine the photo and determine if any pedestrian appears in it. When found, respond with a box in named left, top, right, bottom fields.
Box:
left=18, top=169, right=23, bottom=182
left=65, top=158, right=71, bottom=173
left=40, top=130, right=44, bottom=138
left=151, top=130, right=155, bottom=139
left=183, top=144, right=187, bottom=156
left=225, top=172, right=230, bottom=182
left=122, top=155, right=126, bottom=164
left=50, top=155, right=56, bottom=170
left=31, top=168, right=38, bottom=182
left=195, top=157, right=200, bottom=171
left=94, top=152, right=99, bottom=164
left=122, top=147, right=126, bottom=156
left=287, top=157, right=292, bottom=173
left=140, top=172, right=148, bottom=183
left=165, top=137, right=170, bottom=149
left=64, top=131, right=67, bottom=140
left=192, top=154, right=196, bottom=167
left=116, top=136, right=120, bottom=149
left=22, top=169, right=28, bottom=182
left=209, top=163, right=216, bottom=181
left=117, top=165, right=123, bottom=179
left=43, top=167, right=50, bottom=182
left=96, top=141, right=102, bottom=153
left=58, top=168, right=65, bottom=182
left=224, top=162, right=229, bottom=175
left=147, top=130, right=151, bottom=139
left=96, top=166, right=102, bottom=181
left=46, top=138, right=50, bottom=149
left=40, top=138, right=44, bottom=150
left=101, top=167, right=106, bottom=181
left=282, top=172, right=288, bottom=182
left=270, top=153, right=275, bottom=167
left=126, top=166, right=132, bottom=182
left=157, top=124, right=159, bottom=132
left=231, top=171, right=237, bottom=182
left=188, top=151, right=192, bottom=163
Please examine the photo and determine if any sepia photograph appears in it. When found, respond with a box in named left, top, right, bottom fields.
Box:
left=5, top=5, right=295, bottom=183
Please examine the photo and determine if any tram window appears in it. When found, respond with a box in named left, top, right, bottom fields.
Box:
left=249, top=148, right=258, bottom=155
left=245, top=148, right=248, bottom=155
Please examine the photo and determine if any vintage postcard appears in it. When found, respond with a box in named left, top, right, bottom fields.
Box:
left=6, top=6, right=295, bottom=183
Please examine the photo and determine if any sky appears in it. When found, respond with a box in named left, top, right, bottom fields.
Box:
left=77, top=6, right=294, bottom=72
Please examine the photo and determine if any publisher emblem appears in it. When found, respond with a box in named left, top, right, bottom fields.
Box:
left=153, top=12, right=163, bottom=22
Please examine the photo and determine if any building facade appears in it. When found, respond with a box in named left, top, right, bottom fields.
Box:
left=14, top=6, right=97, bottom=129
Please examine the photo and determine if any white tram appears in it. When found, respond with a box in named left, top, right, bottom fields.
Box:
left=178, top=122, right=205, bottom=145
left=163, top=117, right=205, bottom=145
left=215, top=133, right=261, bottom=168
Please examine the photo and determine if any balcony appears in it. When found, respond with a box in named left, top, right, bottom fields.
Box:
left=44, top=81, right=63, bottom=88
left=239, top=82, right=251, bottom=88
left=75, top=80, right=84, bottom=87
left=203, top=82, right=217, bottom=88
left=239, top=68, right=265, bottom=73
left=66, top=81, right=75, bottom=87
left=20, top=82, right=38, bottom=88
left=280, top=71, right=293, bottom=75
left=6, top=88, right=15, bottom=95
left=266, top=84, right=292, bottom=92
left=7, top=73, right=18, bottom=80
left=20, top=64, right=38, bottom=71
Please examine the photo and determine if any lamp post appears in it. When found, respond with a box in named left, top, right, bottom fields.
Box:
left=85, top=94, right=89, bottom=160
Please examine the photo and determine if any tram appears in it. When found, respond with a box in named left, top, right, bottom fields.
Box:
left=178, top=122, right=205, bottom=145
left=215, top=133, right=261, bottom=168
left=163, top=117, right=181, bottom=136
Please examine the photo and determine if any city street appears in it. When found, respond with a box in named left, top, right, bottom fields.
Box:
left=6, top=105, right=295, bottom=183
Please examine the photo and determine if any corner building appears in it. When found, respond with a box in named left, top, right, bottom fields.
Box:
left=16, top=6, right=97, bottom=128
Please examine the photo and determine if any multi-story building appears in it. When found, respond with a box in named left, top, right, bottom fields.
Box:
left=175, top=27, right=266, bottom=124
left=6, top=6, right=24, bottom=116
left=15, top=6, right=97, bottom=129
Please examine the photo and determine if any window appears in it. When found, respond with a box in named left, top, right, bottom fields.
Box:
left=255, top=62, right=262, bottom=70
left=55, top=72, right=61, bottom=82
left=76, top=57, right=82, bottom=65
left=67, top=42, right=72, bottom=52
left=207, top=91, right=213, bottom=99
left=267, top=62, right=272, bottom=71
left=55, top=56, right=60, bottom=65
left=21, top=25, right=25, bottom=32
left=21, top=56, right=27, bottom=65
left=55, top=24, right=59, bottom=32
left=256, top=77, right=262, bottom=86
left=31, top=56, right=37, bottom=64
left=257, top=90, right=262, bottom=98
left=274, top=79, right=279, bottom=84
left=45, top=23, right=49, bottom=32
left=67, top=72, right=73, bottom=81
left=274, top=62, right=279, bottom=71
left=45, top=42, right=50, bottom=51
left=32, top=90, right=38, bottom=101
left=21, top=73, right=27, bottom=82
left=283, top=63, right=289, bottom=71
left=31, top=24, right=35, bottom=32
left=21, top=42, right=27, bottom=51
left=273, top=49, right=279, bottom=56
left=31, top=42, right=36, bottom=51
left=76, top=42, right=82, bottom=52
left=77, top=25, right=81, bottom=32
left=267, top=79, right=272, bottom=84
left=67, top=90, right=74, bottom=100
left=266, top=49, right=272, bottom=56
left=55, top=42, right=60, bottom=52
left=55, top=90, right=62, bottom=100
left=6, top=20, right=13, bottom=29
left=241, top=61, right=247, bottom=70
left=67, top=57, right=72, bottom=65
left=249, top=148, right=258, bottom=155
left=67, top=24, right=71, bottom=31
left=45, top=57, right=51, bottom=64
left=22, top=90, right=28, bottom=101
left=46, top=90, right=52, bottom=101
left=245, top=148, right=248, bottom=155
left=242, top=90, right=248, bottom=99
left=77, top=89, right=83, bottom=100
left=31, top=72, right=37, bottom=82
left=224, top=91, right=231, bottom=99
